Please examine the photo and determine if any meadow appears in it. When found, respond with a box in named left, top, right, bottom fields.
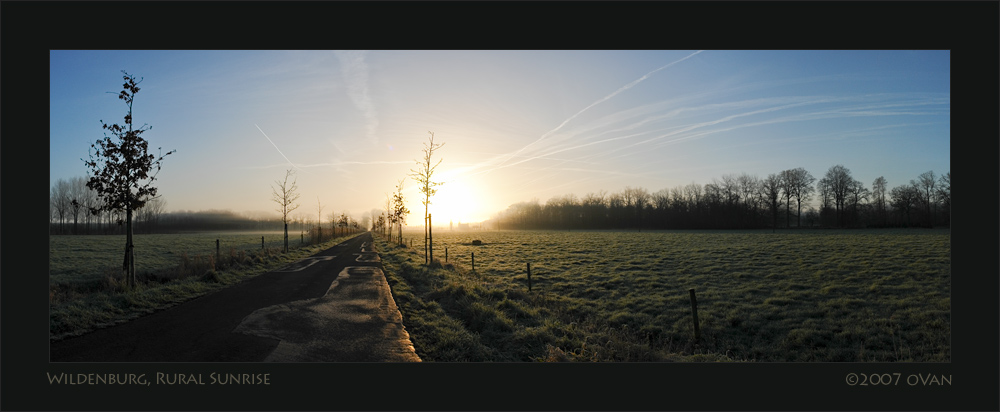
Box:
left=50, top=231, right=293, bottom=286
left=376, top=228, right=951, bottom=362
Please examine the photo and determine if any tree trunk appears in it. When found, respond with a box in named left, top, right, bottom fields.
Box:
left=284, top=223, right=289, bottom=253
left=428, top=214, right=433, bottom=265
left=796, top=200, right=802, bottom=228
left=423, top=206, right=428, bottom=265
left=124, top=207, right=135, bottom=286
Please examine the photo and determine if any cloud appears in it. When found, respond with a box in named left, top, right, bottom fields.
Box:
left=334, top=51, right=379, bottom=145
left=489, top=50, right=705, bottom=173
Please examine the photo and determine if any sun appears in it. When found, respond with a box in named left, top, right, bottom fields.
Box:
left=427, top=177, right=485, bottom=226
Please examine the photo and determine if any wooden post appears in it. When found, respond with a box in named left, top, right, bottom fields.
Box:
left=527, top=262, right=532, bottom=291
left=428, top=214, right=433, bottom=265
left=689, top=288, right=701, bottom=341
left=445, top=247, right=448, bottom=263
left=216, top=239, right=220, bottom=263
left=472, top=252, right=475, bottom=272
left=261, top=236, right=264, bottom=250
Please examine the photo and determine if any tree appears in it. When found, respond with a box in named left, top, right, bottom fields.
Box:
left=316, top=197, right=325, bottom=243
left=136, top=196, right=166, bottom=233
left=916, top=170, right=937, bottom=227
left=784, top=168, right=815, bottom=228
left=384, top=192, right=393, bottom=241
left=778, top=169, right=795, bottom=228
left=409, top=131, right=445, bottom=265
left=82, top=71, right=175, bottom=286
left=271, top=169, right=300, bottom=252
left=819, top=165, right=854, bottom=227
left=847, top=179, right=870, bottom=227
left=936, top=171, right=950, bottom=226
left=737, top=173, right=761, bottom=228
left=68, top=176, right=90, bottom=234
left=872, top=176, right=888, bottom=227
left=890, top=184, right=919, bottom=226
left=761, top=173, right=782, bottom=232
left=392, top=180, right=410, bottom=246
left=50, top=178, right=71, bottom=234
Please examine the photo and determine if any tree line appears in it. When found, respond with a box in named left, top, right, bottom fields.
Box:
left=489, top=166, right=950, bottom=231
left=48, top=180, right=366, bottom=237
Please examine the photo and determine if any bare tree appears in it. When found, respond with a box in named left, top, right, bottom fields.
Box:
left=384, top=192, right=393, bottom=241
left=51, top=178, right=71, bottom=234
left=761, top=173, right=782, bottom=232
left=872, top=176, right=888, bottom=227
left=847, top=179, right=870, bottom=226
left=819, top=165, right=854, bottom=227
left=890, top=184, right=919, bottom=226
left=737, top=173, right=760, bottom=227
left=82, top=71, right=175, bottom=285
left=392, top=180, right=410, bottom=246
left=784, top=168, right=816, bottom=227
left=327, top=210, right=338, bottom=236
left=316, top=197, right=324, bottom=242
left=271, top=169, right=300, bottom=252
left=581, top=190, right=606, bottom=228
left=936, top=171, right=950, bottom=225
left=136, top=196, right=166, bottom=233
left=410, top=131, right=445, bottom=265
left=916, top=170, right=937, bottom=226
left=68, top=176, right=90, bottom=234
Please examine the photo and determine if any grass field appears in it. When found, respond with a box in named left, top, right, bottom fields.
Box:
left=50, top=231, right=293, bottom=286
left=377, top=228, right=950, bottom=362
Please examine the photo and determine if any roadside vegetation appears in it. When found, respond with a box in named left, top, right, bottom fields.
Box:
left=49, top=229, right=363, bottom=341
left=376, top=229, right=950, bottom=362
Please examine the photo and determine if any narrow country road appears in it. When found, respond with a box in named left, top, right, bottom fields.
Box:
left=49, top=232, right=420, bottom=362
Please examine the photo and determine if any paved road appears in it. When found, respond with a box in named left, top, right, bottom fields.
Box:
left=49, top=232, right=420, bottom=362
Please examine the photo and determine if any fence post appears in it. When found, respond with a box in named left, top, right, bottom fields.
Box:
left=689, top=288, right=701, bottom=341
left=261, top=236, right=264, bottom=250
left=428, top=213, right=433, bottom=265
left=216, top=239, right=220, bottom=263
left=527, top=262, right=532, bottom=291
left=445, top=247, right=448, bottom=263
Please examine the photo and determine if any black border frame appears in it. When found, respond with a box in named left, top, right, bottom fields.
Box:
left=3, top=2, right=997, bottom=411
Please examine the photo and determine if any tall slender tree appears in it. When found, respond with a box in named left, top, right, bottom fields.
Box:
left=271, top=169, right=300, bottom=252
left=410, top=131, right=445, bottom=265
left=785, top=167, right=816, bottom=227
left=916, top=170, right=937, bottom=227
left=872, top=176, right=888, bottom=227
left=392, top=179, right=410, bottom=246
left=82, top=71, right=175, bottom=286
left=819, top=165, right=854, bottom=227
left=50, top=178, right=72, bottom=234
left=316, top=197, right=324, bottom=243
left=935, top=171, right=950, bottom=226
left=762, top=173, right=782, bottom=232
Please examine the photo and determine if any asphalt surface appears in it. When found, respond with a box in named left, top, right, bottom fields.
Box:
left=48, top=232, right=420, bottom=362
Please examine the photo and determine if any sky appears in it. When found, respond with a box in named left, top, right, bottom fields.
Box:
left=50, top=50, right=950, bottom=227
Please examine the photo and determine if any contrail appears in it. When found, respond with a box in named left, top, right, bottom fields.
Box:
left=334, top=51, right=379, bottom=145
left=255, top=124, right=300, bottom=171
left=489, top=50, right=705, bottom=173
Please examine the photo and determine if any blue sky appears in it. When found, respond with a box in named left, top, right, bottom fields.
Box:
left=50, top=50, right=950, bottom=226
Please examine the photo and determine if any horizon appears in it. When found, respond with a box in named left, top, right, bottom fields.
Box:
left=50, top=50, right=950, bottom=227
